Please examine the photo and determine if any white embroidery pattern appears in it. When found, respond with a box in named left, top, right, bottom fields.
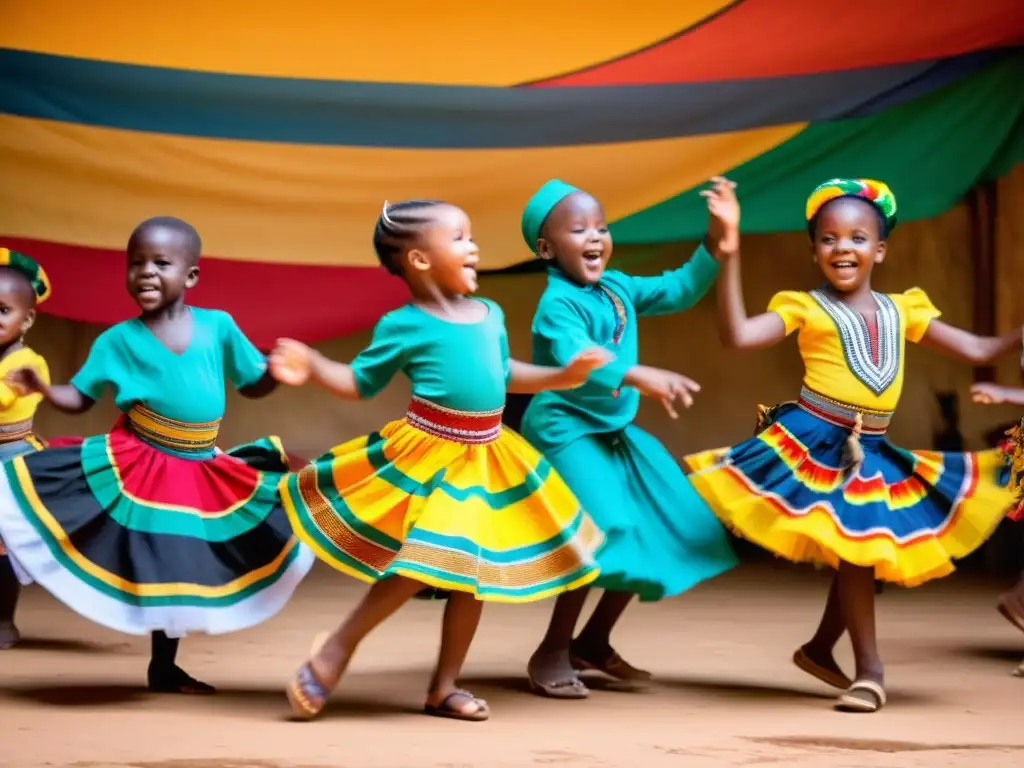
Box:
left=810, top=288, right=901, bottom=396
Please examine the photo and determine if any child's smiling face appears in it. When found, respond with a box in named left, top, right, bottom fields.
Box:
left=537, top=191, right=613, bottom=286
left=811, top=197, right=887, bottom=293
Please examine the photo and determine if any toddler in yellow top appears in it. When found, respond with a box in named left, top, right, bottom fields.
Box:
left=0, top=247, right=52, bottom=649
left=685, top=178, right=1019, bottom=713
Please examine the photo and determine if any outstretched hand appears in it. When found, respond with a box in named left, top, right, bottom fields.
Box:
left=269, top=338, right=314, bottom=386
left=5, top=366, right=47, bottom=397
left=625, top=365, right=701, bottom=419
left=970, top=382, right=1006, bottom=405
left=700, top=176, right=740, bottom=257
left=563, top=347, right=614, bottom=388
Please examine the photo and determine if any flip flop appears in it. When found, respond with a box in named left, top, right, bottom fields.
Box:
left=569, top=646, right=652, bottom=683
left=835, top=679, right=886, bottom=713
left=792, top=647, right=852, bottom=689
left=527, top=674, right=590, bottom=699
left=423, top=689, right=489, bottom=722
left=285, top=631, right=334, bottom=720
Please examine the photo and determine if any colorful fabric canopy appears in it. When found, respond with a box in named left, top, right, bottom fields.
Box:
left=1, top=1, right=1022, bottom=346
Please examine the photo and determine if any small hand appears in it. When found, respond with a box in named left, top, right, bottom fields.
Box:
left=625, top=365, right=701, bottom=419
left=269, top=338, right=313, bottom=386
left=971, top=382, right=1005, bottom=405
left=5, top=366, right=46, bottom=397
left=700, top=176, right=740, bottom=256
left=563, top=347, right=614, bottom=388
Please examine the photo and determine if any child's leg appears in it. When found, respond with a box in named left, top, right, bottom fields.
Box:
left=147, top=631, right=216, bottom=695
left=794, top=571, right=852, bottom=688
left=0, top=555, right=21, bottom=649
left=527, top=587, right=590, bottom=697
left=570, top=590, right=651, bottom=681
left=997, top=569, right=1024, bottom=634
left=287, top=575, right=423, bottom=719
left=424, top=591, right=488, bottom=721
left=834, top=560, right=886, bottom=711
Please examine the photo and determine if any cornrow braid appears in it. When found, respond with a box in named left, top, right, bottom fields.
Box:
left=373, top=199, right=447, bottom=275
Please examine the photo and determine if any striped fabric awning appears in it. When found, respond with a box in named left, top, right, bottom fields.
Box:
left=1, top=1, right=1022, bottom=345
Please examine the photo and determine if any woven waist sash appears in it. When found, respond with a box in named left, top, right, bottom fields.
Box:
left=127, top=404, right=221, bottom=453
left=405, top=397, right=503, bottom=445
left=797, top=387, right=893, bottom=435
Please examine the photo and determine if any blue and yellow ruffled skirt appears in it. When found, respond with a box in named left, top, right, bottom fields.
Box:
left=0, top=407, right=314, bottom=636
left=280, top=397, right=604, bottom=602
left=685, top=390, right=1011, bottom=587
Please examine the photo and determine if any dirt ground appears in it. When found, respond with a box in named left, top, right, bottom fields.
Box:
left=2, top=561, right=1023, bottom=768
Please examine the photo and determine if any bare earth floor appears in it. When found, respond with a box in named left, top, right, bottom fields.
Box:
left=2, top=562, right=1023, bottom=768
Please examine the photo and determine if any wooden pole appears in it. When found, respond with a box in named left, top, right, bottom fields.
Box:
left=966, top=181, right=998, bottom=383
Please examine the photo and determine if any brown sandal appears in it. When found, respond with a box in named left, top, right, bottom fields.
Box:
left=792, top=647, right=852, bottom=689
left=424, top=689, right=489, bottom=722
left=570, top=644, right=652, bottom=683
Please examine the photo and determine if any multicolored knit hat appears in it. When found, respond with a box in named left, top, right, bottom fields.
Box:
left=0, top=247, right=52, bottom=304
left=805, top=178, right=898, bottom=235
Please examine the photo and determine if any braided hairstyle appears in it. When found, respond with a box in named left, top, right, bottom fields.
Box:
left=128, top=216, right=203, bottom=264
left=373, top=199, right=447, bottom=276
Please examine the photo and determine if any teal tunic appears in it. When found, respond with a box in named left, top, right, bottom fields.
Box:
left=521, top=245, right=738, bottom=600
left=72, top=307, right=268, bottom=459
left=351, top=299, right=510, bottom=412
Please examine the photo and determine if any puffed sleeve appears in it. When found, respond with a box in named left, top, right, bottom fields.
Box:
left=350, top=313, right=410, bottom=399
left=70, top=331, right=113, bottom=401
left=0, top=351, right=49, bottom=409
left=766, top=291, right=813, bottom=336
left=899, top=287, right=942, bottom=343
left=219, top=312, right=269, bottom=389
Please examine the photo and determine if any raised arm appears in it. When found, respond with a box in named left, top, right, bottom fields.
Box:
left=623, top=244, right=721, bottom=317
left=698, top=178, right=788, bottom=350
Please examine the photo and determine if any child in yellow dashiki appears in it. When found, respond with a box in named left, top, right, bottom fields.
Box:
left=686, top=178, right=1018, bottom=713
left=970, top=376, right=1024, bottom=675
left=0, top=218, right=314, bottom=693
left=272, top=199, right=607, bottom=723
left=518, top=179, right=739, bottom=699
left=0, top=248, right=52, bottom=650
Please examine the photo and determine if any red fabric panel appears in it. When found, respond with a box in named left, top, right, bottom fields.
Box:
left=530, top=0, right=1024, bottom=87
left=2, top=238, right=410, bottom=347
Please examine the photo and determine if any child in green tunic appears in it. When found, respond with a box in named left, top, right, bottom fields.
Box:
left=520, top=179, right=740, bottom=698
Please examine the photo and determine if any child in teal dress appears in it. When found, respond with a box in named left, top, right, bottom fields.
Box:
left=274, top=199, right=608, bottom=722
left=519, top=179, right=739, bottom=698
left=0, top=217, right=313, bottom=693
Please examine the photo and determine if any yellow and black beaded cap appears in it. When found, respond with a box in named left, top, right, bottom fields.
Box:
left=0, top=247, right=52, bottom=304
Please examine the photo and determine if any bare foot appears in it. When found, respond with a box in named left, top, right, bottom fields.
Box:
left=0, top=620, right=19, bottom=650
left=527, top=646, right=588, bottom=699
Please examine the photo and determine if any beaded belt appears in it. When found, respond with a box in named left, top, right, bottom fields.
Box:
left=127, top=404, right=221, bottom=453
left=0, top=419, right=33, bottom=444
left=405, top=397, right=503, bottom=445
left=797, top=387, right=893, bottom=435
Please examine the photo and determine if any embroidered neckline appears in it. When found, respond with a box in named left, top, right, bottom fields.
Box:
left=810, top=288, right=901, bottom=396
left=598, top=284, right=627, bottom=345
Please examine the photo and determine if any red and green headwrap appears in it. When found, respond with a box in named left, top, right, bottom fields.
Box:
left=805, top=178, right=898, bottom=235
left=0, top=247, right=52, bottom=304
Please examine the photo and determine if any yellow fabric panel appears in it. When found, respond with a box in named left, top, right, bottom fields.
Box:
left=0, top=0, right=733, bottom=85
left=0, top=114, right=806, bottom=268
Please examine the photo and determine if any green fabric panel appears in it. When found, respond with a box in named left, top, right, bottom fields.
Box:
left=611, top=52, right=1024, bottom=243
